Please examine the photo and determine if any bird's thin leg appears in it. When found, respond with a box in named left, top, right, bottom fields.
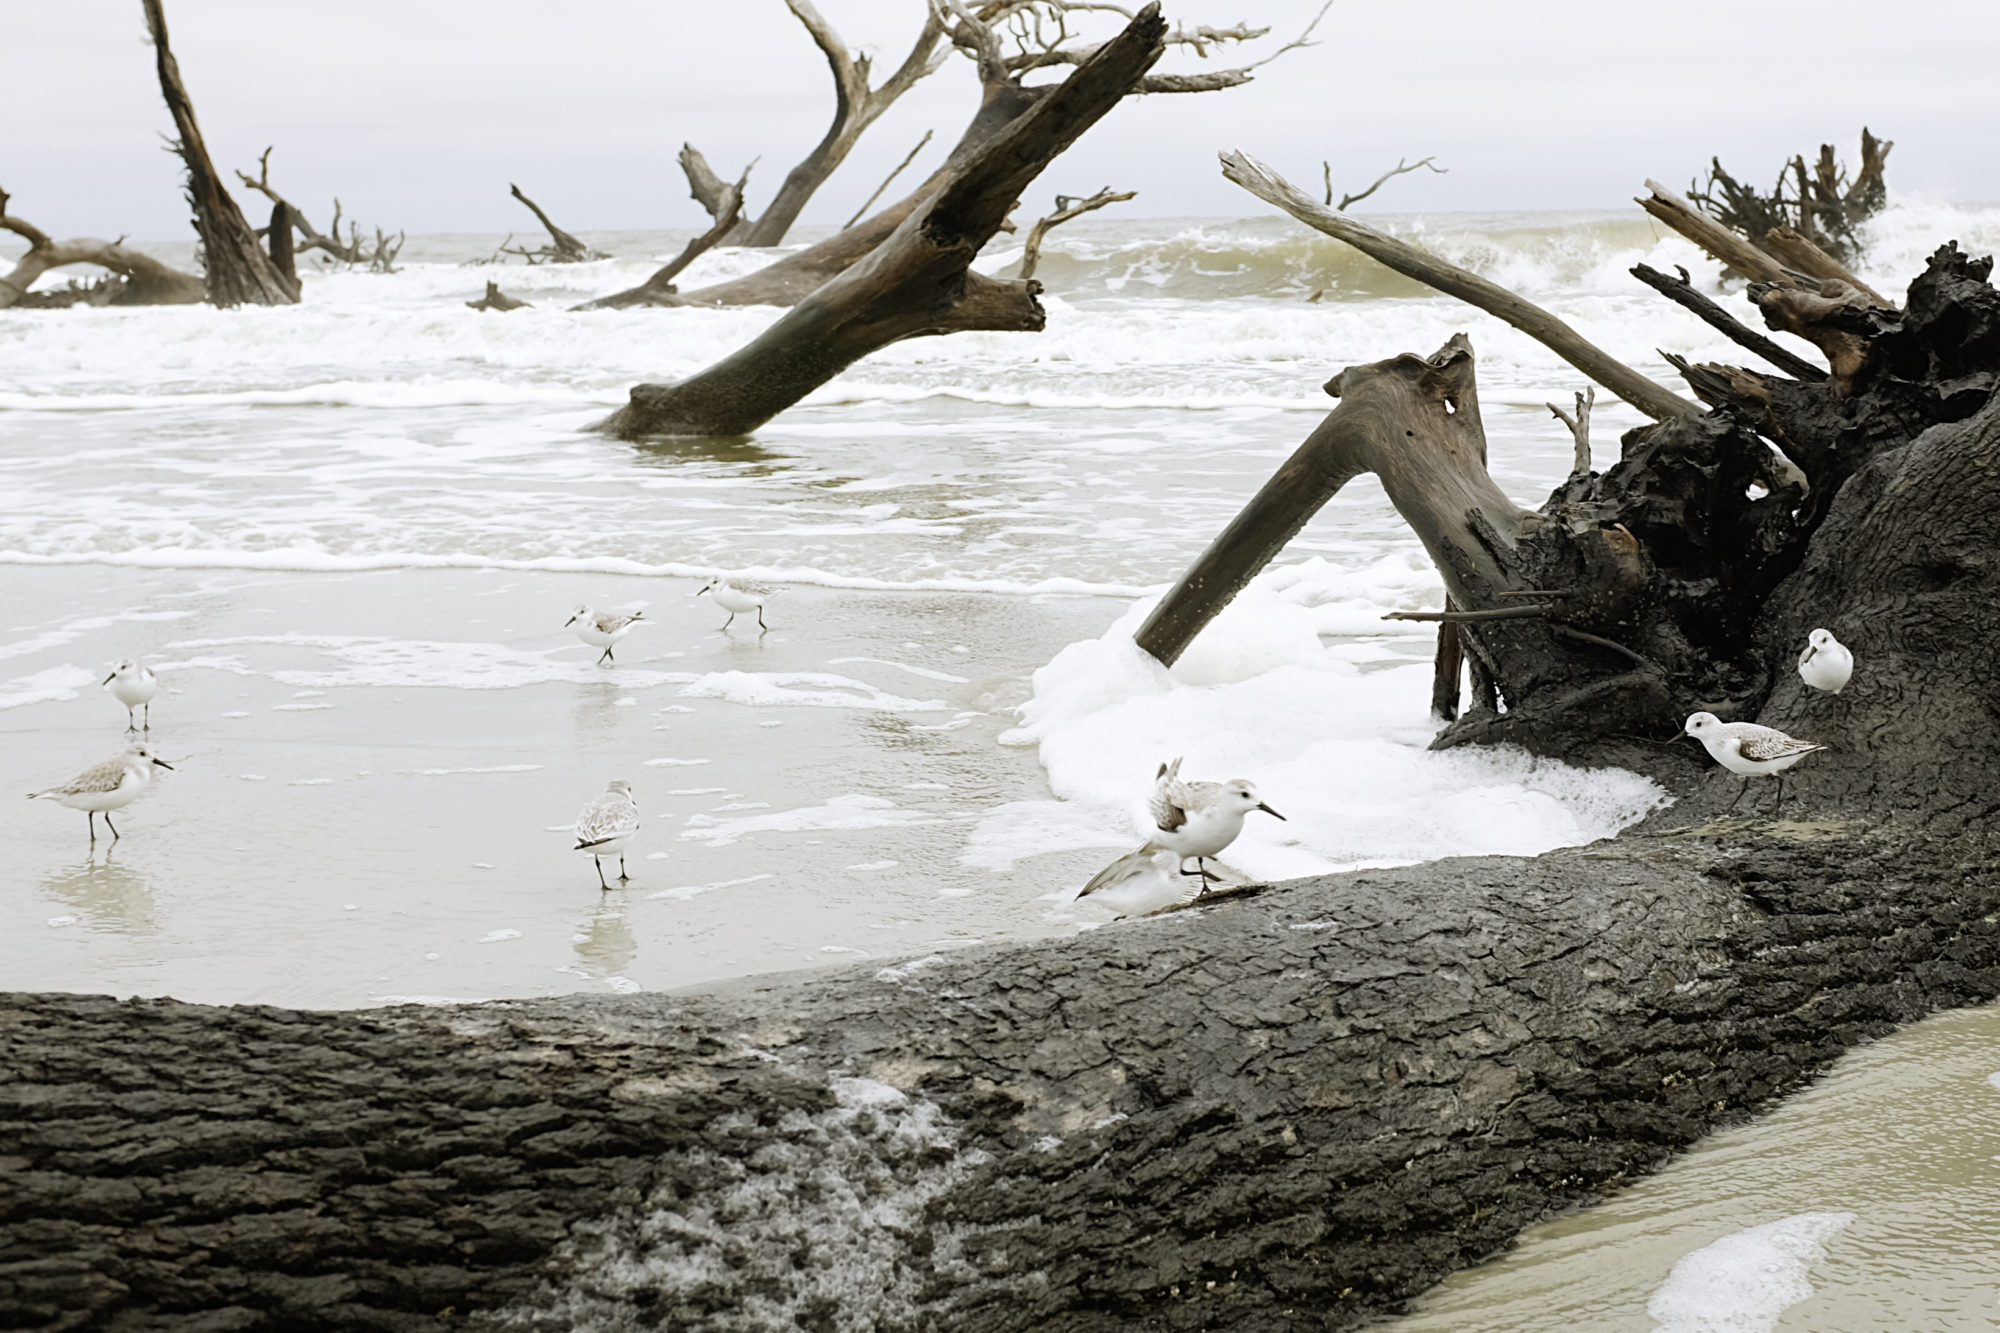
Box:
left=756, top=607, right=768, bottom=631
left=595, top=856, right=611, bottom=891
left=1772, top=775, right=1785, bottom=819
left=87, top=811, right=97, bottom=843
left=599, top=646, right=614, bottom=665
left=143, top=702, right=151, bottom=731
left=125, top=709, right=138, bottom=735
left=723, top=611, right=736, bottom=630
left=618, top=856, right=629, bottom=883
left=104, top=812, right=120, bottom=842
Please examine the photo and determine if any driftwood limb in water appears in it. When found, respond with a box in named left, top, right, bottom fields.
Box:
left=1756, top=225, right=1889, bottom=306
left=1016, top=186, right=1135, bottom=281
left=596, top=5, right=1169, bottom=438
left=1548, top=384, right=1594, bottom=475
left=677, top=144, right=756, bottom=244
left=1690, top=130, right=1894, bottom=267
left=234, top=147, right=404, bottom=273
left=1223, top=152, right=1697, bottom=422
left=574, top=177, right=748, bottom=311
left=1322, top=154, right=1446, bottom=209
left=0, top=188, right=205, bottom=309
left=1629, top=262, right=1828, bottom=382
left=842, top=128, right=935, bottom=229
left=466, top=281, right=530, bottom=312
left=504, top=184, right=601, bottom=264
left=1639, top=178, right=1793, bottom=287
left=142, top=0, right=298, bottom=306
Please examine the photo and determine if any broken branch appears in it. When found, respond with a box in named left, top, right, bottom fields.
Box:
left=842, top=130, right=936, bottom=230
left=1629, top=262, right=1828, bottom=382
left=1325, top=155, right=1446, bottom=210
left=1017, top=186, right=1135, bottom=281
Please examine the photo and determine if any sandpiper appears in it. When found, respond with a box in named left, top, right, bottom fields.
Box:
left=566, top=605, right=644, bottom=665
left=1684, top=711, right=1824, bottom=814
left=28, top=744, right=174, bottom=844
left=697, top=577, right=775, bottom=632
left=1080, top=757, right=1284, bottom=903
left=1797, top=628, right=1853, bottom=695
left=103, top=659, right=159, bottom=732
left=574, top=780, right=640, bottom=889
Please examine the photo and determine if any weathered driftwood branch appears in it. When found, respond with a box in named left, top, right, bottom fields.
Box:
left=233, top=147, right=403, bottom=273
left=576, top=172, right=749, bottom=311
left=1629, top=262, right=1828, bottom=382
left=1222, top=152, right=1696, bottom=421
left=842, top=128, right=936, bottom=229
left=466, top=281, right=530, bottom=312
left=504, top=184, right=601, bottom=264
left=1690, top=130, right=1893, bottom=267
left=1639, top=178, right=1794, bottom=287
left=1548, top=384, right=1593, bottom=475
left=677, top=144, right=756, bottom=244
left=1386, top=605, right=1547, bottom=623
left=596, top=5, right=1169, bottom=438
left=740, top=1, right=950, bottom=247
left=1756, top=225, right=1889, bottom=306
left=0, top=188, right=204, bottom=309
left=1000, top=0, right=1331, bottom=93
left=1323, top=154, right=1446, bottom=209
left=1015, top=185, right=1135, bottom=280
left=142, top=0, right=298, bottom=306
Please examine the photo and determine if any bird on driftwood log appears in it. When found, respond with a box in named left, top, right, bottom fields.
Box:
left=1079, top=757, right=1285, bottom=913
left=566, top=605, right=644, bottom=665
left=1684, top=712, right=1825, bottom=815
left=1797, top=628, right=1854, bottom=694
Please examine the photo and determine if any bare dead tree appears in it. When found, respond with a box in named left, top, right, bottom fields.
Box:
left=1628, top=262, right=1828, bottom=382
left=504, top=184, right=604, bottom=264
left=1321, top=154, right=1446, bottom=209
left=141, top=0, right=298, bottom=306
left=598, top=4, right=1169, bottom=438
left=589, top=0, right=1326, bottom=311
left=466, top=281, right=530, bottom=312
left=1015, top=186, right=1134, bottom=280
left=0, top=187, right=206, bottom=309
left=842, top=129, right=935, bottom=229
left=1690, top=129, right=1894, bottom=265
left=234, top=147, right=404, bottom=273
left=1547, top=384, right=1593, bottom=477
left=1639, top=178, right=1889, bottom=306
left=576, top=173, right=749, bottom=311
left=677, top=145, right=757, bottom=243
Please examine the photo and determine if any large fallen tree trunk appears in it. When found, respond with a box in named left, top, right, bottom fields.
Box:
left=593, top=6, right=1169, bottom=437
left=142, top=0, right=298, bottom=306
left=0, top=189, right=205, bottom=309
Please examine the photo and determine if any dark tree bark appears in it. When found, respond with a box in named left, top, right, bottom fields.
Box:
left=466, top=281, right=530, bottom=312
left=594, top=6, right=1169, bottom=438
left=0, top=189, right=206, bottom=309
left=1629, top=262, right=1828, bottom=382
left=141, top=0, right=298, bottom=307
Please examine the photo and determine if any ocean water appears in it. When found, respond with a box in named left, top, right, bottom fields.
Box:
left=6, top=199, right=2000, bottom=1322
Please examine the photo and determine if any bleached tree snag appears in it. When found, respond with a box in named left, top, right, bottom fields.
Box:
left=467, top=281, right=530, bottom=312
left=1638, top=179, right=1793, bottom=287
left=0, top=189, right=204, bottom=309
left=574, top=180, right=747, bottom=311
left=1549, top=384, right=1593, bottom=476
left=678, top=144, right=756, bottom=244
left=1224, top=152, right=1697, bottom=422
left=1143, top=243, right=1997, bottom=766
left=505, top=184, right=600, bottom=264
left=1323, top=154, right=1446, bottom=209
left=1015, top=186, right=1135, bottom=280
left=597, top=5, right=1169, bottom=439
left=842, top=128, right=935, bottom=229
left=1629, top=262, right=1828, bottom=382
left=737, top=1, right=950, bottom=247
left=1756, top=226, right=1890, bottom=306
left=141, top=0, right=298, bottom=307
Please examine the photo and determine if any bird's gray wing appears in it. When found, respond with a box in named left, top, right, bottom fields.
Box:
left=1149, top=758, right=1189, bottom=832
left=1079, top=847, right=1154, bottom=897
left=595, top=611, right=640, bottom=633
left=58, top=757, right=127, bottom=795
left=1735, top=726, right=1824, bottom=762
left=575, top=795, right=640, bottom=846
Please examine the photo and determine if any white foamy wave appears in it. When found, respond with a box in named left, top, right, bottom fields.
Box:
left=677, top=671, right=949, bottom=712
left=0, top=664, right=99, bottom=711
left=680, top=794, right=947, bottom=847
left=981, top=562, right=1667, bottom=881
left=1648, top=1211, right=1855, bottom=1332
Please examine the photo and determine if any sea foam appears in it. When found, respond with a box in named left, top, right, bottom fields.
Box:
left=1647, top=1211, right=1856, bottom=1332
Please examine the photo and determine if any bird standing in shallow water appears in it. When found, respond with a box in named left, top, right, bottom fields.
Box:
left=29, top=744, right=173, bottom=844
left=1797, top=628, right=1854, bottom=694
left=697, top=577, right=774, bottom=631
left=1684, top=711, right=1824, bottom=815
left=574, top=780, right=640, bottom=889
left=566, top=605, right=643, bottom=665
left=103, top=659, right=158, bottom=732
left=1079, top=757, right=1285, bottom=910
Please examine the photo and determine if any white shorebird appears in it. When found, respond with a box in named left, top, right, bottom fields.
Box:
left=103, top=659, right=159, bottom=732
left=574, top=780, right=640, bottom=889
left=566, top=605, right=644, bottom=665
left=1080, top=757, right=1285, bottom=906
left=697, top=577, right=774, bottom=631
left=1797, top=628, right=1854, bottom=695
left=1071, top=847, right=1204, bottom=918
left=1684, top=711, right=1825, bottom=814
left=28, top=744, right=174, bottom=843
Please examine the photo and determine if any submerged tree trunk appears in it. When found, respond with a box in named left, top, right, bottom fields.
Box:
left=0, top=190, right=206, bottom=308
left=594, top=8, right=1168, bottom=437
left=141, top=0, right=298, bottom=307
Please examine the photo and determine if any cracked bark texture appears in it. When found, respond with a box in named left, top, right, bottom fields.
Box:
left=6, top=383, right=2000, bottom=1328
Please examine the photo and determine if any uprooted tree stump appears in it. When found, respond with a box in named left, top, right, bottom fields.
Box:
left=593, top=5, right=1169, bottom=437
left=0, top=188, right=205, bottom=309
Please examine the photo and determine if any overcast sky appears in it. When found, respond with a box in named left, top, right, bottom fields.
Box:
left=7, top=1, right=1996, bottom=241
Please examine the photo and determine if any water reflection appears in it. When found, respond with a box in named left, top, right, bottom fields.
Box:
left=572, top=898, right=637, bottom=976
left=631, top=435, right=788, bottom=473
left=40, top=854, right=159, bottom=935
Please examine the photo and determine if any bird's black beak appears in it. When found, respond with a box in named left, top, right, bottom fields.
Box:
left=102, top=672, right=116, bottom=685
left=696, top=586, right=710, bottom=597
left=152, top=758, right=174, bottom=770
left=564, top=614, right=578, bottom=626
left=1800, top=645, right=1816, bottom=665
left=1257, top=802, right=1285, bottom=820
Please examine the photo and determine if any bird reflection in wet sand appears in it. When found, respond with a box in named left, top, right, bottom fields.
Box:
left=572, top=903, right=638, bottom=978
left=28, top=744, right=174, bottom=844
left=41, top=856, right=160, bottom=935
